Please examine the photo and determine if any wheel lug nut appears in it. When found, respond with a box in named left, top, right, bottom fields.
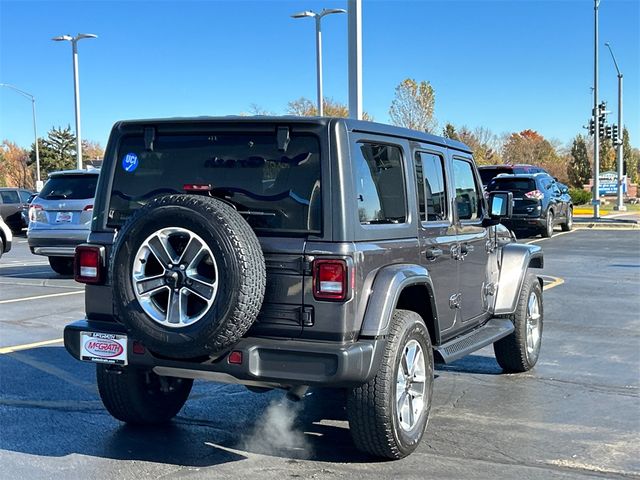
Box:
left=168, top=263, right=173, bottom=268
left=179, top=264, right=185, bottom=270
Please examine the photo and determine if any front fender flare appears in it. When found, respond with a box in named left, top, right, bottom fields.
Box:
left=494, top=243, right=544, bottom=315
left=360, top=264, right=435, bottom=337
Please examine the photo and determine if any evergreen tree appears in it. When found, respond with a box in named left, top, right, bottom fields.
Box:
left=569, top=135, right=591, bottom=187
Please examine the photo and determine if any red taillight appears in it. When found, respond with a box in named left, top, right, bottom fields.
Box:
left=228, top=351, right=243, bottom=364
left=83, top=204, right=94, bottom=211
left=183, top=184, right=211, bottom=192
left=313, top=259, right=347, bottom=301
left=74, top=245, right=103, bottom=284
left=29, top=204, right=43, bottom=222
left=524, top=190, right=544, bottom=200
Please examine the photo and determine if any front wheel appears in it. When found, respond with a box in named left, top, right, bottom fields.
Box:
left=96, top=364, right=193, bottom=424
left=494, top=273, right=543, bottom=372
left=347, top=309, right=434, bottom=459
left=49, top=256, right=74, bottom=275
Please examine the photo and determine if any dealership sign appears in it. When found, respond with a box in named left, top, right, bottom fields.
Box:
left=599, top=171, right=627, bottom=196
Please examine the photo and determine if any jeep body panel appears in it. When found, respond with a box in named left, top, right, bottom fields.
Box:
left=68, top=115, right=542, bottom=390
left=493, top=243, right=544, bottom=315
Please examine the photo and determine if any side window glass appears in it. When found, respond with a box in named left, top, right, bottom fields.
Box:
left=19, top=191, right=31, bottom=202
left=355, top=143, right=407, bottom=224
left=453, top=159, right=482, bottom=221
left=0, top=191, right=20, bottom=204
left=416, top=152, right=447, bottom=222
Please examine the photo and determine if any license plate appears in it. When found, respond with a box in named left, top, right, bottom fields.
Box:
left=56, top=211, right=73, bottom=223
left=80, top=332, right=128, bottom=365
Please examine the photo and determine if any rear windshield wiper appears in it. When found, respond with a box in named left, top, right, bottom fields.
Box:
left=45, top=194, right=68, bottom=199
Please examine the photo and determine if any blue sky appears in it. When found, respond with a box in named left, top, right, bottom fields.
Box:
left=1, top=0, right=638, bottom=150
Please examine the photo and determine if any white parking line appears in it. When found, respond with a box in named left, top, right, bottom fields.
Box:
left=0, top=261, right=50, bottom=268
left=0, top=290, right=83, bottom=305
left=526, top=229, right=578, bottom=244
left=0, top=338, right=63, bottom=354
left=0, top=281, right=83, bottom=290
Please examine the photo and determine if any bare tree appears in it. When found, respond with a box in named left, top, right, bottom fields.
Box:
left=389, top=78, right=436, bottom=133
left=286, top=97, right=373, bottom=120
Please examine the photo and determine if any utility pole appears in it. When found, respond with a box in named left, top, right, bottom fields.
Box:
left=592, top=0, right=601, bottom=218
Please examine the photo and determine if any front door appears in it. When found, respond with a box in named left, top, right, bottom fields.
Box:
left=452, top=157, right=491, bottom=327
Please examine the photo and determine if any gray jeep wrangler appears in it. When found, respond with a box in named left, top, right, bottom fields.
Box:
left=64, top=117, right=544, bottom=459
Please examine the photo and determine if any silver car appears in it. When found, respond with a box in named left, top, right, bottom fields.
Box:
left=28, top=169, right=99, bottom=275
left=0, top=215, right=12, bottom=260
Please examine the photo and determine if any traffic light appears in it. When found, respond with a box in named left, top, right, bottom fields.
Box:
left=604, top=125, right=612, bottom=140
left=612, top=124, right=619, bottom=144
left=588, top=119, right=595, bottom=136
left=598, top=106, right=606, bottom=139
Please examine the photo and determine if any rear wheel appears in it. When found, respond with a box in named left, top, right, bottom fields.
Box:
left=96, top=364, right=193, bottom=424
left=0, top=236, right=4, bottom=259
left=49, top=256, right=74, bottom=275
left=541, top=210, right=554, bottom=238
left=561, top=207, right=573, bottom=232
left=347, top=310, right=434, bottom=459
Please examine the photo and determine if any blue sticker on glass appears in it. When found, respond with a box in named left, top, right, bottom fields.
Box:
left=122, top=153, right=139, bottom=172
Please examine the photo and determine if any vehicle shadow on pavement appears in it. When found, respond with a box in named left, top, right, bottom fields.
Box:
left=0, top=264, right=68, bottom=280
left=0, top=346, right=372, bottom=466
left=436, top=354, right=504, bottom=375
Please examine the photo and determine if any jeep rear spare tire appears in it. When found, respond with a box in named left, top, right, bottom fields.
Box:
left=111, top=194, right=266, bottom=358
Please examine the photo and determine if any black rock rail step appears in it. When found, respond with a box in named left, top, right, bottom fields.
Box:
left=434, top=318, right=514, bottom=364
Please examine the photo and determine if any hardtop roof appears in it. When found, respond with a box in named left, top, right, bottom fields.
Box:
left=113, top=116, right=473, bottom=154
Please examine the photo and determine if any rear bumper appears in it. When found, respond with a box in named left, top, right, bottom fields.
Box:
left=28, top=229, right=89, bottom=257
left=64, top=319, right=385, bottom=387
left=504, top=216, right=545, bottom=229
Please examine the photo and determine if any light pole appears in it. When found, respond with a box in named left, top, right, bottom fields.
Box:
left=0, top=83, right=42, bottom=190
left=291, top=8, right=346, bottom=116
left=52, top=33, right=97, bottom=170
left=605, top=42, right=626, bottom=211
left=592, top=0, right=601, bottom=219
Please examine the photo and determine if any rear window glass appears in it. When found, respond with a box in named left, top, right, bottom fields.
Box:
left=479, top=167, right=512, bottom=185
left=39, top=175, right=98, bottom=200
left=487, top=178, right=536, bottom=192
left=109, top=133, right=322, bottom=235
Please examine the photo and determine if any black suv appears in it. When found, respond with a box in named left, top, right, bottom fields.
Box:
left=487, top=173, right=573, bottom=237
left=63, top=117, right=544, bottom=459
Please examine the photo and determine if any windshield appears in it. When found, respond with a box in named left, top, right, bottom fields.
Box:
left=109, top=133, right=322, bottom=235
left=40, top=175, right=99, bottom=200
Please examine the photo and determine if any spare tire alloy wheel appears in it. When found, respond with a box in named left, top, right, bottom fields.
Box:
left=132, top=227, right=218, bottom=328
left=111, top=194, right=266, bottom=359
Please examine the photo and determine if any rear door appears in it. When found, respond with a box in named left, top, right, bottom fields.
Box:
left=415, top=148, right=459, bottom=337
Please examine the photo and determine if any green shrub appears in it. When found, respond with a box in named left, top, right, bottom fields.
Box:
left=569, top=188, right=591, bottom=205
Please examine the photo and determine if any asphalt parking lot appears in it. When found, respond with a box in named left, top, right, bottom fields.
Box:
left=1, top=228, right=639, bottom=479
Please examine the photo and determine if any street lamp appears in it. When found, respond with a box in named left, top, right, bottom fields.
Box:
left=291, top=8, right=346, bottom=116
left=0, top=83, right=42, bottom=190
left=592, top=0, right=601, bottom=219
left=52, top=33, right=97, bottom=170
left=604, top=42, right=626, bottom=211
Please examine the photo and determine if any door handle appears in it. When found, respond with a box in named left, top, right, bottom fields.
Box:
left=425, top=247, right=443, bottom=260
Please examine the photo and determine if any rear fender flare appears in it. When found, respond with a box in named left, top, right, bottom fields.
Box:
left=359, top=264, right=437, bottom=338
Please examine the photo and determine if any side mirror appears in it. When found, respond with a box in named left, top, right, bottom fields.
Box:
left=488, top=191, right=513, bottom=220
